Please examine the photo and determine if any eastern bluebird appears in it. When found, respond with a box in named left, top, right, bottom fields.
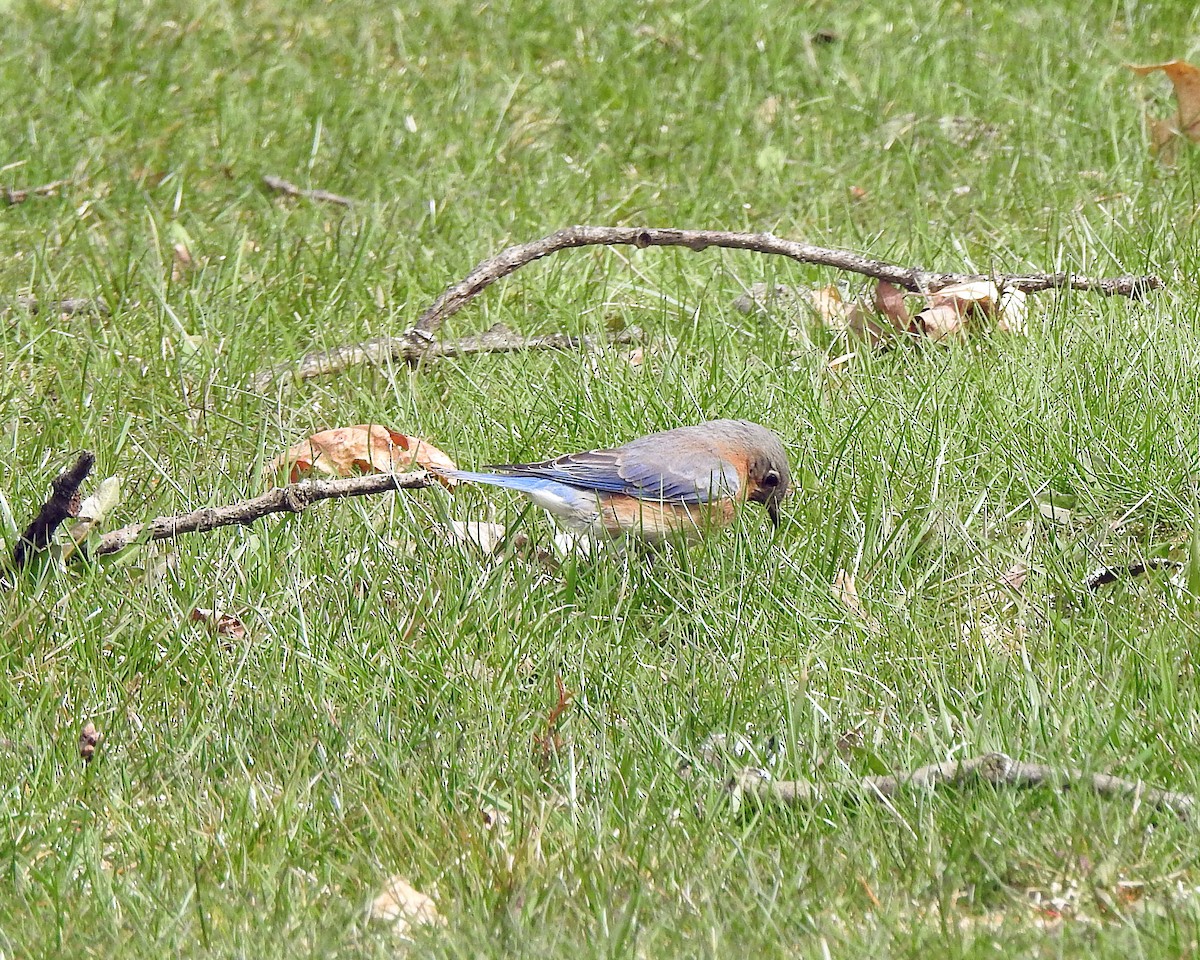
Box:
left=440, top=419, right=789, bottom=545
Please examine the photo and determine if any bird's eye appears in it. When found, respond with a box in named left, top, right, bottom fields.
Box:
left=762, top=470, right=781, bottom=488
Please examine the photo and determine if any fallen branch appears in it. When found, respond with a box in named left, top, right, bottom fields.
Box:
left=8, top=296, right=111, bottom=316
left=85, top=470, right=432, bottom=558
left=262, top=174, right=354, bottom=208
left=728, top=752, right=1195, bottom=822
left=251, top=324, right=642, bottom=390
left=264, top=225, right=1163, bottom=385
left=408, top=227, right=1162, bottom=340
left=1083, top=558, right=1182, bottom=591
left=11, top=452, right=95, bottom=570
left=3, top=179, right=72, bottom=205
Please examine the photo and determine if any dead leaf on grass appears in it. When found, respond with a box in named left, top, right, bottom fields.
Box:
left=268, top=425, right=457, bottom=487
left=832, top=569, right=882, bottom=633
left=64, top=475, right=122, bottom=556
left=916, top=281, right=1029, bottom=342
left=533, top=676, right=574, bottom=769
left=79, top=721, right=102, bottom=763
left=873, top=280, right=913, bottom=333
left=190, top=607, right=248, bottom=643
left=806, top=285, right=897, bottom=347
left=368, top=875, right=445, bottom=934
left=1128, top=60, right=1200, bottom=161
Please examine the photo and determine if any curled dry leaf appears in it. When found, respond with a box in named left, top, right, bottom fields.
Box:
left=832, top=569, right=882, bottom=633
left=805, top=285, right=893, bottom=348
left=67, top=476, right=122, bottom=548
left=1128, top=60, right=1200, bottom=160
left=998, top=563, right=1029, bottom=594
left=171, top=242, right=194, bottom=282
left=917, top=281, right=1028, bottom=341
left=190, top=607, right=248, bottom=643
left=79, top=721, right=102, bottom=763
left=873, top=280, right=913, bottom=334
left=269, top=425, right=458, bottom=488
left=369, top=875, right=445, bottom=935
left=995, top=288, right=1028, bottom=335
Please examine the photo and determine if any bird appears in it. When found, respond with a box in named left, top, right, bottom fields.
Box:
left=438, top=419, right=789, bottom=545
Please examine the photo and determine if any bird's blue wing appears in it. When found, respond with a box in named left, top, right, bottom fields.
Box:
left=484, top=446, right=742, bottom=503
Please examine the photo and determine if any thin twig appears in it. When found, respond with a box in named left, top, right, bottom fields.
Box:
left=84, top=470, right=432, bottom=559
left=728, top=752, right=1195, bottom=821
left=411, top=226, right=1161, bottom=334
left=8, top=296, right=111, bottom=316
left=262, top=174, right=354, bottom=208
left=11, top=452, right=95, bottom=570
left=251, top=324, right=642, bottom=390
left=266, top=225, right=1163, bottom=385
left=1083, top=558, right=1183, bottom=591
left=3, top=179, right=72, bottom=205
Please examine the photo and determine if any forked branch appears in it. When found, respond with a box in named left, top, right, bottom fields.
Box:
left=259, top=225, right=1164, bottom=386
left=728, top=752, right=1195, bottom=822
left=85, top=471, right=433, bottom=558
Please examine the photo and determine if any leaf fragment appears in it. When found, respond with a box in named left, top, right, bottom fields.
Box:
left=79, top=721, right=102, bottom=763
left=1129, top=60, right=1200, bottom=159
left=67, top=476, right=122, bottom=546
left=269, top=425, right=457, bottom=488
left=369, top=875, right=445, bottom=935
left=915, top=280, right=1028, bottom=341
left=190, top=607, right=248, bottom=644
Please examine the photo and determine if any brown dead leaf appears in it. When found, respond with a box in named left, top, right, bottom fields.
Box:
left=1129, top=60, right=1200, bottom=158
left=919, top=302, right=970, bottom=342
left=873, top=280, right=913, bottom=333
left=832, top=569, right=882, bottom=633
left=368, top=875, right=445, bottom=934
left=998, top=563, right=1029, bottom=593
left=269, top=425, right=458, bottom=488
left=171, top=241, right=194, bottom=282
left=190, top=607, right=247, bottom=644
left=996, top=288, right=1029, bottom=335
left=79, top=721, right=102, bottom=763
left=916, top=280, right=1027, bottom=342
left=533, top=676, right=574, bottom=769
left=806, top=285, right=893, bottom=347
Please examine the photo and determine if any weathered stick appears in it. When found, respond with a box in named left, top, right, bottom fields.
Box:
left=252, top=324, right=642, bottom=390
left=1083, top=558, right=1182, bottom=591
left=264, top=225, right=1163, bottom=386
left=8, top=296, right=111, bottom=316
left=262, top=174, right=354, bottom=208
left=11, top=452, right=95, bottom=570
left=3, top=179, right=72, bottom=205
left=84, top=470, right=433, bottom=558
left=409, top=227, right=1162, bottom=339
left=729, top=752, right=1195, bottom=821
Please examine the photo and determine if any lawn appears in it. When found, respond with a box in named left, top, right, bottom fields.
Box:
left=3, top=0, right=1200, bottom=956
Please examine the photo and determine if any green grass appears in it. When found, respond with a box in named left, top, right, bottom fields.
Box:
left=4, top=0, right=1200, bottom=955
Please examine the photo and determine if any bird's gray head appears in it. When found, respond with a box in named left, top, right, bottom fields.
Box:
left=729, top=420, right=790, bottom=528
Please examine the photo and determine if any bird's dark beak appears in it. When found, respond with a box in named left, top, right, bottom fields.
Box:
left=767, top=498, right=780, bottom=528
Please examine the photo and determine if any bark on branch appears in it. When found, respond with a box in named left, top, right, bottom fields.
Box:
left=84, top=470, right=433, bottom=559
left=3, top=179, right=72, bottom=205
left=251, top=323, right=642, bottom=390
left=11, top=451, right=95, bottom=570
left=261, top=225, right=1163, bottom=387
left=262, top=174, right=354, bottom=208
left=728, top=753, right=1195, bottom=822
